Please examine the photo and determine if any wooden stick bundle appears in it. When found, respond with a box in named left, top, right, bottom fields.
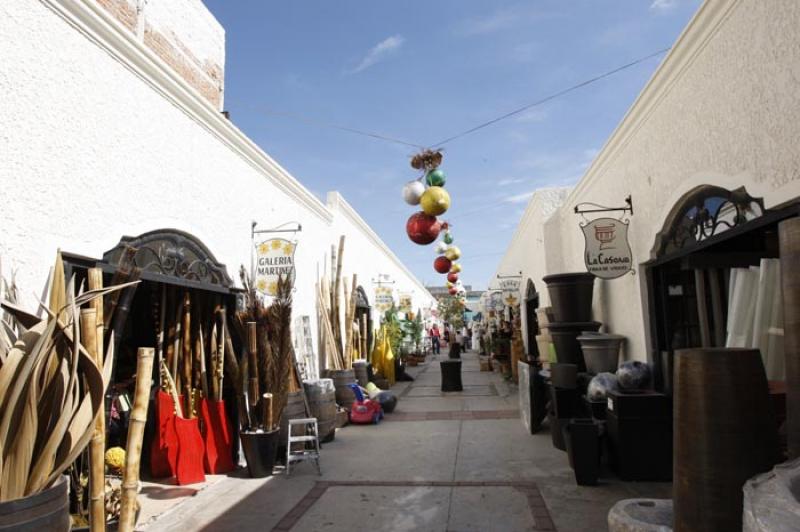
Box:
left=181, top=293, right=192, bottom=417
left=118, top=347, right=154, bottom=532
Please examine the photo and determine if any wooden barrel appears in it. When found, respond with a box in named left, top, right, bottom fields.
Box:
left=328, top=369, right=357, bottom=411
left=303, top=379, right=337, bottom=442
left=674, top=348, right=780, bottom=532
left=779, top=218, right=800, bottom=458
left=352, top=359, right=369, bottom=387
left=0, top=475, right=69, bottom=531
left=278, top=391, right=307, bottom=452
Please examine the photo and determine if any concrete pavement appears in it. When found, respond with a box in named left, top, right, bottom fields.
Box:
left=139, top=350, right=670, bottom=531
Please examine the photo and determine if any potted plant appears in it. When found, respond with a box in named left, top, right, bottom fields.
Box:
left=235, top=272, right=295, bottom=478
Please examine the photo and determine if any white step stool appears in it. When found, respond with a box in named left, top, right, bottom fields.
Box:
left=286, top=417, right=322, bottom=476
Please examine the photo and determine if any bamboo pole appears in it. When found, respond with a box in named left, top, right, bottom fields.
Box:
left=198, top=324, right=208, bottom=399
left=262, top=393, right=273, bottom=431
left=344, top=275, right=358, bottom=367
left=217, top=306, right=227, bottom=397
left=247, top=322, right=259, bottom=411
left=210, top=321, right=219, bottom=401
left=333, top=237, right=345, bottom=353
left=361, top=314, right=368, bottom=362
left=182, top=292, right=192, bottom=417
left=118, top=347, right=154, bottom=532
left=81, top=307, right=104, bottom=532
left=172, top=289, right=182, bottom=394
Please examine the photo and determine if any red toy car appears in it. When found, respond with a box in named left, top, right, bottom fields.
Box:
left=347, top=384, right=384, bottom=425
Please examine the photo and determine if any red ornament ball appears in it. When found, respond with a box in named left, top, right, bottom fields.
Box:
left=447, top=272, right=459, bottom=283
left=434, top=256, right=452, bottom=274
left=406, top=212, right=442, bottom=245
left=449, top=287, right=458, bottom=295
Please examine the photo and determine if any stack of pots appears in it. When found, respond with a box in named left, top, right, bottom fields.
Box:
left=542, top=272, right=600, bottom=373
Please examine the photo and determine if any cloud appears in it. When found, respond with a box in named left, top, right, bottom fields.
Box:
left=650, top=0, right=679, bottom=11
left=453, top=5, right=553, bottom=37
left=514, top=108, right=548, bottom=123
left=497, top=177, right=526, bottom=187
left=504, top=191, right=535, bottom=204
left=348, top=35, right=405, bottom=74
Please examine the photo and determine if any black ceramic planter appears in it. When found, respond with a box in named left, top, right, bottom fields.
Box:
left=542, top=272, right=595, bottom=322
left=565, top=418, right=601, bottom=486
left=0, top=475, right=69, bottom=531
left=240, top=429, right=279, bottom=478
left=550, top=363, right=578, bottom=389
left=548, top=321, right=601, bottom=372
left=440, top=360, right=463, bottom=391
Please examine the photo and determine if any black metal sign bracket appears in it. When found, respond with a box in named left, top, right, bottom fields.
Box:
left=574, top=195, right=633, bottom=216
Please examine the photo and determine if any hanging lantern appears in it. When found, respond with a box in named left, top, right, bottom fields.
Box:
left=447, top=272, right=459, bottom=283
left=450, top=263, right=462, bottom=273
left=443, top=232, right=454, bottom=245
left=449, top=287, right=458, bottom=295
left=425, top=169, right=446, bottom=187
left=434, top=256, right=452, bottom=274
left=406, top=212, right=441, bottom=245
left=435, top=242, right=448, bottom=254
left=420, top=186, right=451, bottom=216
left=444, top=246, right=461, bottom=261
left=402, top=180, right=426, bottom=205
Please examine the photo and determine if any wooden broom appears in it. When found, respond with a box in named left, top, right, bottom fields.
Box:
left=118, top=347, right=154, bottom=532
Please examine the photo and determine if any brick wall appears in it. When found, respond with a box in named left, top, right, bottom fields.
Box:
left=94, top=0, right=224, bottom=109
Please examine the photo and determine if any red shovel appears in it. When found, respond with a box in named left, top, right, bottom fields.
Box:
left=200, top=398, right=235, bottom=474
left=173, top=412, right=206, bottom=485
left=150, top=390, right=180, bottom=478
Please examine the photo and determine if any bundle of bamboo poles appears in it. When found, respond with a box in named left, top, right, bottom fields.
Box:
left=0, top=252, right=137, bottom=512
left=316, top=236, right=361, bottom=371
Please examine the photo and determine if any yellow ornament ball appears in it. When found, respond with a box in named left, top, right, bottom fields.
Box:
left=420, top=186, right=451, bottom=216
left=444, top=246, right=461, bottom=261
left=450, top=263, right=462, bottom=273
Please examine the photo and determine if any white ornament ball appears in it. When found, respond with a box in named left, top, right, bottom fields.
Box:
left=435, top=242, right=448, bottom=254
left=402, top=180, right=426, bottom=206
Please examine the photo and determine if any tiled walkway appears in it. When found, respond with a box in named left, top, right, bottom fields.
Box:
left=141, top=350, right=671, bottom=531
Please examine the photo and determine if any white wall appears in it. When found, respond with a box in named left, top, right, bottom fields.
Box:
left=0, top=0, right=435, bottom=356
left=492, top=0, right=800, bottom=362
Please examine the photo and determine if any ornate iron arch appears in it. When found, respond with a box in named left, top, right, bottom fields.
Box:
left=102, top=228, right=234, bottom=288
left=650, top=185, right=764, bottom=259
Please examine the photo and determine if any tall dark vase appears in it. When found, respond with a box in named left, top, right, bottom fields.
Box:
left=542, top=272, right=595, bottom=322
left=240, top=429, right=279, bottom=478
left=565, top=418, right=601, bottom=486
left=674, top=348, right=780, bottom=532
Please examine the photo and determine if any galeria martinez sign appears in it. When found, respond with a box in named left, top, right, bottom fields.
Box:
left=581, top=218, right=632, bottom=279
left=255, top=238, right=296, bottom=296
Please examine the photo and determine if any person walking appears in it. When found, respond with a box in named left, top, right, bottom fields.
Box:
left=430, top=324, right=441, bottom=355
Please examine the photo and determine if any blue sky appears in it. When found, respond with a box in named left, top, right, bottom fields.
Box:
left=204, top=0, right=701, bottom=290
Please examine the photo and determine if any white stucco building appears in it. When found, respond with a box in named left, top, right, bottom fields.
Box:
left=489, top=0, right=800, bottom=383
left=0, top=0, right=436, bottom=368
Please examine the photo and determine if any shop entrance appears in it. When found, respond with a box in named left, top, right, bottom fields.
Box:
left=643, top=185, right=796, bottom=418
left=524, top=279, right=540, bottom=360
left=62, top=228, right=240, bottom=473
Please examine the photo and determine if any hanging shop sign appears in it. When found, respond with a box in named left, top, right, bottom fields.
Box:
left=398, top=293, right=413, bottom=313
left=499, top=278, right=521, bottom=306
left=254, top=238, right=296, bottom=296
left=375, top=285, right=395, bottom=313
left=581, top=218, right=633, bottom=279
left=491, top=291, right=505, bottom=312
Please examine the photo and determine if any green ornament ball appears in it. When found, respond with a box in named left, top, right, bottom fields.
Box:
left=443, top=232, right=454, bottom=245
left=425, top=169, right=446, bottom=187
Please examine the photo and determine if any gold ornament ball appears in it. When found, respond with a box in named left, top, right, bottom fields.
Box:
left=420, top=186, right=451, bottom=216
left=445, top=246, right=461, bottom=261
left=450, top=263, right=462, bottom=273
